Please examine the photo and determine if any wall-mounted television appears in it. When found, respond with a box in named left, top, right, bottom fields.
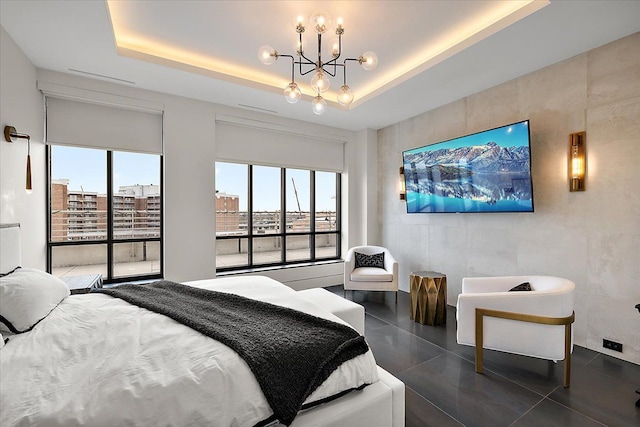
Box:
left=402, top=120, right=534, bottom=213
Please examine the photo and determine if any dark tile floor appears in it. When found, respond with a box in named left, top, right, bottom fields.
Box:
left=327, top=286, right=640, bottom=427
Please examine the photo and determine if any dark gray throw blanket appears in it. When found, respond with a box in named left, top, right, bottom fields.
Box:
left=93, top=281, right=369, bottom=426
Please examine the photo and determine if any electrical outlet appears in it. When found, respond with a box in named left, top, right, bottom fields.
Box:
left=603, top=339, right=623, bottom=352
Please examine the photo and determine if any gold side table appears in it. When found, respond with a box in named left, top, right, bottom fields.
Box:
left=409, top=271, right=447, bottom=326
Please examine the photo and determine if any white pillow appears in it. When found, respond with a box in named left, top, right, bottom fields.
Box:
left=0, top=268, right=70, bottom=333
left=0, top=332, right=4, bottom=349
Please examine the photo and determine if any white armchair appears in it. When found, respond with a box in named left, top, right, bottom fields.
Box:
left=456, top=275, right=575, bottom=387
left=344, top=246, right=398, bottom=303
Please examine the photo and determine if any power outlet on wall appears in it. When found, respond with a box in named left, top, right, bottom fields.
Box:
left=603, top=339, right=623, bottom=352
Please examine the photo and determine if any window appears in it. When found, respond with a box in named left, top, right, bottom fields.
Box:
left=215, top=162, right=340, bottom=271
left=48, top=146, right=163, bottom=283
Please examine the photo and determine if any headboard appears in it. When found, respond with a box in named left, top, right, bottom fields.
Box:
left=0, top=223, right=21, bottom=274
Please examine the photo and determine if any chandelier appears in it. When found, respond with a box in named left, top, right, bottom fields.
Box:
left=258, top=12, right=378, bottom=115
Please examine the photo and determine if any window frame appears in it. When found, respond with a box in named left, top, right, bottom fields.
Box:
left=46, top=146, right=164, bottom=284
left=215, top=163, right=341, bottom=272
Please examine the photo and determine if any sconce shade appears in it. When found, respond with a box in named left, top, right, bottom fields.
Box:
left=569, top=132, right=586, bottom=192
left=4, top=126, right=33, bottom=192
left=26, top=154, right=32, bottom=192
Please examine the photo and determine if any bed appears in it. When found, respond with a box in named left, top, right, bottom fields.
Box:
left=0, top=224, right=404, bottom=426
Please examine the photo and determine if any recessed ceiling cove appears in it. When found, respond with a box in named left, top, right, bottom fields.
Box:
left=106, top=0, right=548, bottom=110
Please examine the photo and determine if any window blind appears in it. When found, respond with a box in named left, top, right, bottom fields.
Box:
left=215, top=121, right=344, bottom=172
left=45, top=97, right=163, bottom=154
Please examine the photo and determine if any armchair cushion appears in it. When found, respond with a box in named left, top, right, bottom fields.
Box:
left=354, top=251, right=385, bottom=269
left=351, top=267, right=394, bottom=282
left=509, top=282, right=532, bottom=292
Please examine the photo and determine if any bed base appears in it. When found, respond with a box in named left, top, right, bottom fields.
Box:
left=293, top=366, right=405, bottom=427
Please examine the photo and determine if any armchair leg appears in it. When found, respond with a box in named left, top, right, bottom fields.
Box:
left=395, top=291, right=398, bottom=304
left=475, top=308, right=575, bottom=387
left=563, top=322, right=572, bottom=388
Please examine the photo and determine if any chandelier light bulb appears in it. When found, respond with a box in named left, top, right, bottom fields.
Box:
left=310, top=12, right=331, bottom=34
left=330, top=38, right=340, bottom=57
left=258, top=45, right=277, bottom=65
left=283, top=82, right=302, bottom=104
left=337, top=85, right=354, bottom=106
left=310, top=70, right=330, bottom=93
left=312, top=95, right=327, bottom=115
left=292, top=15, right=305, bottom=31
left=360, top=51, right=378, bottom=71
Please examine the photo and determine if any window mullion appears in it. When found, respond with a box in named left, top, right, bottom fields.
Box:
left=310, top=170, right=316, bottom=260
left=107, top=151, right=114, bottom=281
left=281, top=167, right=286, bottom=263
left=336, top=172, right=342, bottom=259
left=46, top=144, right=53, bottom=273
left=248, top=165, right=253, bottom=267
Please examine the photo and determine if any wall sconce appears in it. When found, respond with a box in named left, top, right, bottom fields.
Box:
left=569, top=131, right=586, bottom=192
left=4, top=126, right=32, bottom=193
left=399, top=166, right=406, bottom=200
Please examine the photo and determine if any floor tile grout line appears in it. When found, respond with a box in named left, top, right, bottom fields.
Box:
left=394, top=353, right=449, bottom=379
left=404, top=383, right=465, bottom=426
left=509, top=394, right=547, bottom=426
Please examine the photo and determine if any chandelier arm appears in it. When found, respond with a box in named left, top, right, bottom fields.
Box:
left=343, top=57, right=361, bottom=63
left=316, top=33, right=322, bottom=69
left=277, top=54, right=296, bottom=82
left=323, top=57, right=343, bottom=67
left=298, top=51, right=317, bottom=67
left=335, top=34, right=342, bottom=60
left=297, top=65, right=319, bottom=76
left=343, top=63, right=348, bottom=86
left=342, top=58, right=360, bottom=86
left=320, top=67, right=337, bottom=78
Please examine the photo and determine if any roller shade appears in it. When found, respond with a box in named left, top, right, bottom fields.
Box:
left=46, top=97, right=163, bottom=154
left=215, top=121, right=344, bottom=172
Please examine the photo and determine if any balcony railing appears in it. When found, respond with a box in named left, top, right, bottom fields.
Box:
left=51, top=209, right=161, bottom=241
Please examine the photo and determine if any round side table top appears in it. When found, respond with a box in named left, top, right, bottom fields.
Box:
left=410, top=271, right=445, bottom=278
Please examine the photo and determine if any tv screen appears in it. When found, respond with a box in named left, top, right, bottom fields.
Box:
left=402, top=120, right=534, bottom=213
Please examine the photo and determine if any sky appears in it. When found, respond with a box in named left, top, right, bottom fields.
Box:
left=51, top=146, right=160, bottom=194
left=51, top=146, right=336, bottom=212
left=403, top=120, right=530, bottom=156
left=215, top=162, right=337, bottom=211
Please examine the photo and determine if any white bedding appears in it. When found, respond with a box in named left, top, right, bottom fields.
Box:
left=0, top=276, right=378, bottom=427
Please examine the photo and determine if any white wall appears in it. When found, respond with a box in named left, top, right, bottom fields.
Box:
left=0, top=27, right=46, bottom=269
left=377, top=32, right=640, bottom=364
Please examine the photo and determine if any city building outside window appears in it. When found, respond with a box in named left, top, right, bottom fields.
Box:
left=48, top=145, right=162, bottom=283
left=215, top=162, right=340, bottom=271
